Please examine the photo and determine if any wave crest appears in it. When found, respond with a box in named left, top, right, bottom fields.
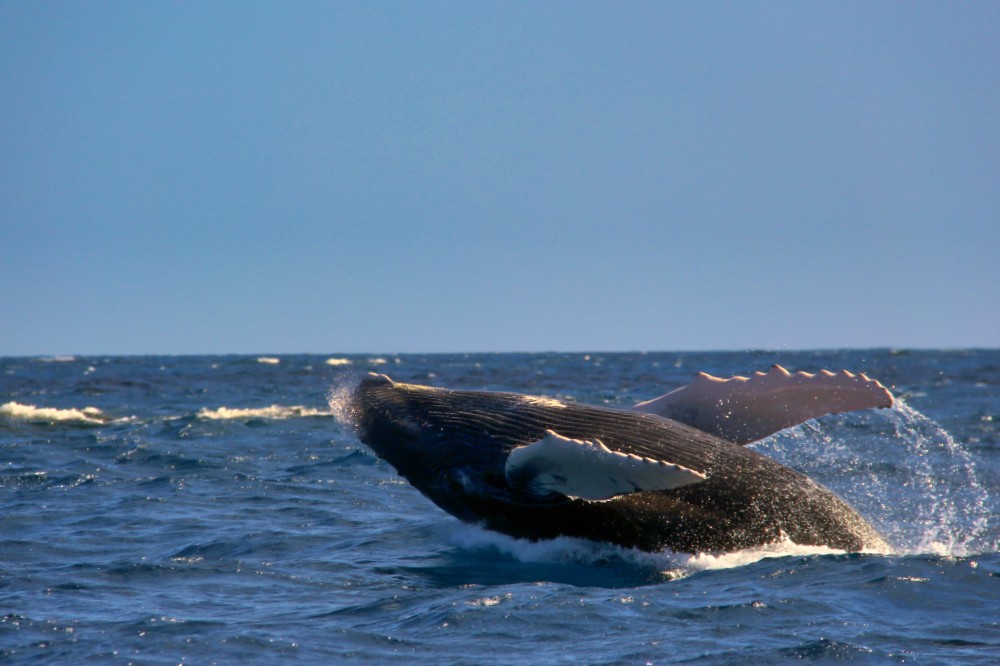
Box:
left=195, top=405, right=331, bottom=420
left=0, top=401, right=107, bottom=424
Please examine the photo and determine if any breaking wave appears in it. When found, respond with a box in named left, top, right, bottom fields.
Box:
left=195, top=405, right=332, bottom=420
left=0, top=401, right=108, bottom=424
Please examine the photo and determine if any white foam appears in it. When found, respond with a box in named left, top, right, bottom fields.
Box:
left=256, top=357, right=281, bottom=365
left=445, top=523, right=847, bottom=579
left=677, top=538, right=848, bottom=574
left=325, top=358, right=352, bottom=366
left=0, top=401, right=106, bottom=424
left=196, top=405, right=331, bottom=420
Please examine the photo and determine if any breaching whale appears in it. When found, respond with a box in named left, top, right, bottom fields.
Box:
left=349, top=366, right=894, bottom=554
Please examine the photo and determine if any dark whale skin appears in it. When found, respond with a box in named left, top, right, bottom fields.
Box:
left=350, top=374, right=888, bottom=554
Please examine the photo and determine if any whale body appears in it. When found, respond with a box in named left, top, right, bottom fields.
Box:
left=349, top=372, right=891, bottom=554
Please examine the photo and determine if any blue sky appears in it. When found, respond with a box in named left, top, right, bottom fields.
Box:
left=2, top=1, right=998, bottom=355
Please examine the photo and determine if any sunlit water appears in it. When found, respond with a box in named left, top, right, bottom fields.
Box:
left=2, top=351, right=997, bottom=664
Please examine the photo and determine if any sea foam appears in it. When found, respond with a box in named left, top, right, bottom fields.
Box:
left=196, top=405, right=331, bottom=420
left=445, top=522, right=847, bottom=580
left=0, top=401, right=107, bottom=424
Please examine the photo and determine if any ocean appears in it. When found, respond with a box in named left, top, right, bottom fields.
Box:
left=1, top=350, right=997, bottom=664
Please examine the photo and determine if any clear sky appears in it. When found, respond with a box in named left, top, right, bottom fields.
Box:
left=2, top=1, right=998, bottom=355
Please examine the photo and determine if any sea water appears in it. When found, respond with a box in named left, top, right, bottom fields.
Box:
left=1, top=350, right=997, bottom=664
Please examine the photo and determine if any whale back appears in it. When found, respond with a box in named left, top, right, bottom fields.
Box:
left=352, top=375, right=888, bottom=554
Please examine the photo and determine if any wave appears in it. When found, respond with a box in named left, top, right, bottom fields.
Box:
left=195, top=405, right=332, bottom=420
left=256, top=357, right=281, bottom=365
left=0, top=401, right=108, bottom=424
left=325, top=357, right=353, bottom=366
left=1, top=401, right=338, bottom=425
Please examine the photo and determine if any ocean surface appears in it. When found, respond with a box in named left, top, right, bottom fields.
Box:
left=1, top=350, right=997, bottom=664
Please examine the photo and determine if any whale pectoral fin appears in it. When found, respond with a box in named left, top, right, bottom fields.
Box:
left=632, top=365, right=895, bottom=445
left=504, top=430, right=706, bottom=501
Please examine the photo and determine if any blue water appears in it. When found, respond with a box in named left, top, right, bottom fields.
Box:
left=2, top=350, right=997, bottom=664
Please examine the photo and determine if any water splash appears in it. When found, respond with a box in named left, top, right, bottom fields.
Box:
left=0, top=401, right=108, bottom=424
left=756, top=400, right=993, bottom=557
left=445, top=522, right=847, bottom=581
left=881, top=401, right=991, bottom=556
left=326, top=371, right=362, bottom=430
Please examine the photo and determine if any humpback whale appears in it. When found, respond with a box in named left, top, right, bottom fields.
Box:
left=349, top=367, right=893, bottom=554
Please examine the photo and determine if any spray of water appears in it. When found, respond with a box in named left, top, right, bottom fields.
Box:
left=880, top=401, right=991, bottom=556
left=326, top=369, right=363, bottom=431
left=756, top=399, right=993, bottom=557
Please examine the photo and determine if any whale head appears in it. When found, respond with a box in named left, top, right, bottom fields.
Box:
left=350, top=373, right=543, bottom=521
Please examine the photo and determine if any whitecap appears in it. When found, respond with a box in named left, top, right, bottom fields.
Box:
left=0, top=401, right=107, bottom=424
left=196, top=405, right=331, bottom=420
left=257, top=357, right=281, bottom=365
left=325, top=358, right=353, bottom=366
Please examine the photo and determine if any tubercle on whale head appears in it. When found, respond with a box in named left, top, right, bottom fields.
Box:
left=352, top=372, right=475, bottom=471
left=351, top=373, right=423, bottom=467
left=352, top=373, right=406, bottom=437
left=362, top=372, right=394, bottom=386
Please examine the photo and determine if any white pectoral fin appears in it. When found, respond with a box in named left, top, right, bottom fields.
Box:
left=504, top=430, right=706, bottom=501
left=633, top=365, right=895, bottom=445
